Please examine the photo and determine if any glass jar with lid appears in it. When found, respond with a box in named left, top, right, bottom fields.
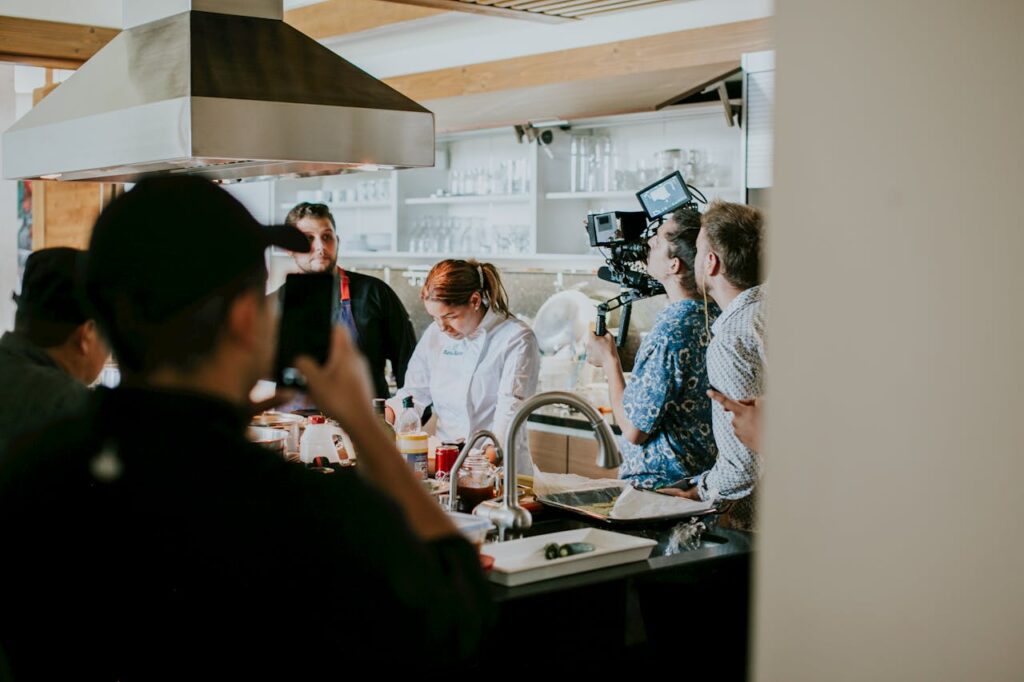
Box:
left=456, top=448, right=496, bottom=513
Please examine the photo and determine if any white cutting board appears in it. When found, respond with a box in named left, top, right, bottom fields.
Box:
left=484, top=528, right=656, bottom=587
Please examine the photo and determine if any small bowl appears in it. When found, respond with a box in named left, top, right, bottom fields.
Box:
left=246, top=426, right=288, bottom=455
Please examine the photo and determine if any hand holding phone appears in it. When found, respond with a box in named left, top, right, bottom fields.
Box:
left=275, top=272, right=334, bottom=389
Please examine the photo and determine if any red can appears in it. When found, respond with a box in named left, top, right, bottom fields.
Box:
left=436, top=444, right=461, bottom=476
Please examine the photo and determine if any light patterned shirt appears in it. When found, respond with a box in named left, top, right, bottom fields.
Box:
left=698, top=285, right=767, bottom=520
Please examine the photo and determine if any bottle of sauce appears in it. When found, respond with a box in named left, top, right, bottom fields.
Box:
left=372, top=398, right=392, bottom=435
left=397, top=432, right=429, bottom=481
left=394, top=396, right=421, bottom=435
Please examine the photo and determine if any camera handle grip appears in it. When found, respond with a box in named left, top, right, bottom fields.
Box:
left=595, top=309, right=608, bottom=336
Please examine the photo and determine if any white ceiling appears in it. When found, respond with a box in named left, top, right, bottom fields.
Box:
left=0, top=0, right=772, bottom=80
left=0, top=0, right=331, bottom=28
left=325, top=0, right=771, bottom=79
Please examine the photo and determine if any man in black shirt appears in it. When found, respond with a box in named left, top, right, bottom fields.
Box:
left=0, top=247, right=109, bottom=457
left=279, top=202, right=416, bottom=399
left=0, top=177, right=491, bottom=680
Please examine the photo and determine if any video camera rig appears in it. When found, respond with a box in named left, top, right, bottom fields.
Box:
left=585, top=171, right=707, bottom=346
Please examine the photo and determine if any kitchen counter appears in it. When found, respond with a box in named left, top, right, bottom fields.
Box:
left=483, top=506, right=753, bottom=675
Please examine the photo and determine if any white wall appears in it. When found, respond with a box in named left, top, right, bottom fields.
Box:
left=0, top=64, right=18, bottom=331
left=0, top=0, right=122, bottom=27
left=755, top=1, right=1024, bottom=681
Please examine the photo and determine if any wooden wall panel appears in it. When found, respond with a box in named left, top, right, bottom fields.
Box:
left=568, top=435, right=619, bottom=479
left=528, top=429, right=569, bottom=474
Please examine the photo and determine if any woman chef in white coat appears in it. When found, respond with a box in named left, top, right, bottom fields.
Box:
left=387, top=259, right=540, bottom=473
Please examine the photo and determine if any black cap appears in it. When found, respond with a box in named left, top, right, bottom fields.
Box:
left=85, top=176, right=310, bottom=324
left=13, top=247, right=89, bottom=325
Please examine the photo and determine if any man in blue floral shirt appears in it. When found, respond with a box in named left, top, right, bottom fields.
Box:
left=586, top=208, right=719, bottom=489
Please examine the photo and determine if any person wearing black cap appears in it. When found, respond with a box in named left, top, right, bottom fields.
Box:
left=0, top=177, right=491, bottom=680
left=0, top=247, right=109, bottom=457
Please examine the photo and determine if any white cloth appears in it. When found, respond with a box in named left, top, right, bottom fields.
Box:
left=609, top=486, right=714, bottom=520
left=388, top=308, right=541, bottom=473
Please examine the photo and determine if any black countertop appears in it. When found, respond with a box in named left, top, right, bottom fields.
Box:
left=487, top=509, right=753, bottom=602
left=483, top=507, right=754, bottom=676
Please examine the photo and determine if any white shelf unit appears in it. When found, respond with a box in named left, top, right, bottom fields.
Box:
left=404, top=194, right=530, bottom=205
left=272, top=170, right=399, bottom=253
left=545, top=188, right=742, bottom=201
left=265, top=104, right=743, bottom=266
left=545, top=191, right=637, bottom=200
left=278, top=201, right=392, bottom=210
left=534, top=107, right=743, bottom=256
left=396, top=132, right=537, bottom=258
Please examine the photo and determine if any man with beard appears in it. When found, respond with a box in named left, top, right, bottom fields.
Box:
left=277, top=202, right=416, bottom=399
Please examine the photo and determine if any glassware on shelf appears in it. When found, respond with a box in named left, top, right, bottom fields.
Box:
left=444, top=162, right=529, bottom=198
left=404, top=215, right=529, bottom=257
left=477, top=221, right=495, bottom=256
left=599, top=136, right=614, bottom=192
left=568, top=134, right=615, bottom=193
left=570, top=136, right=580, bottom=193
left=457, top=219, right=476, bottom=254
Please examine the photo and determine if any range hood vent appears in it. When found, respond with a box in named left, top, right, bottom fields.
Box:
left=3, top=0, right=435, bottom=183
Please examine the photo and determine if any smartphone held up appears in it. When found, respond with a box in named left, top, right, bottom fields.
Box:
left=275, top=272, right=334, bottom=389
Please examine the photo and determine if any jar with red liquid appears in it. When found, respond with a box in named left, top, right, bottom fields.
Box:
left=456, top=448, right=496, bottom=513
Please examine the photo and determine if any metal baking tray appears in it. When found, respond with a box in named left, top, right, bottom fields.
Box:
left=537, top=486, right=717, bottom=525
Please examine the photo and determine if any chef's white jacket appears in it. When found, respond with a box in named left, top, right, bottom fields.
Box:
left=388, top=308, right=540, bottom=473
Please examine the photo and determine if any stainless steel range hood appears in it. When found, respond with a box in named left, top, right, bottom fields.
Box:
left=2, top=0, right=435, bottom=183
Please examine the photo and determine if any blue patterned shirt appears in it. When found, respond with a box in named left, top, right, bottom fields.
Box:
left=618, top=299, right=719, bottom=489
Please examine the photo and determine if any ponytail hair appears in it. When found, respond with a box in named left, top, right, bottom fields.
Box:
left=421, top=259, right=512, bottom=318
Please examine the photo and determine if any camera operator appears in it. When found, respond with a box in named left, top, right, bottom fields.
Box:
left=586, top=207, right=719, bottom=490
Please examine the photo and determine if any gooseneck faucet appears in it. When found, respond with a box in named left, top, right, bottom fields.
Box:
left=472, top=391, right=622, bottom=540
left=447, top=429, right=503, bottom=513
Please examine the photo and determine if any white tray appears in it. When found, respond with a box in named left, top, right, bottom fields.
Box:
left=484, top=528, right=657, bottom=587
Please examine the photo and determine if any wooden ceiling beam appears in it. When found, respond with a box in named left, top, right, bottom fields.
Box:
left=375, top=0, right=570, bottom=22
left=284, top=0, right=446, bottom=40
left=0, top=16, right=118, bottom=69
left=383, top=17, right=772, bottom=101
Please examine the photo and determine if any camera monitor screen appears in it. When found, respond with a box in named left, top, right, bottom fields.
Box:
left=592, top=212, right=619, bottom=244
left=636, top=171, right=693, bottom=220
